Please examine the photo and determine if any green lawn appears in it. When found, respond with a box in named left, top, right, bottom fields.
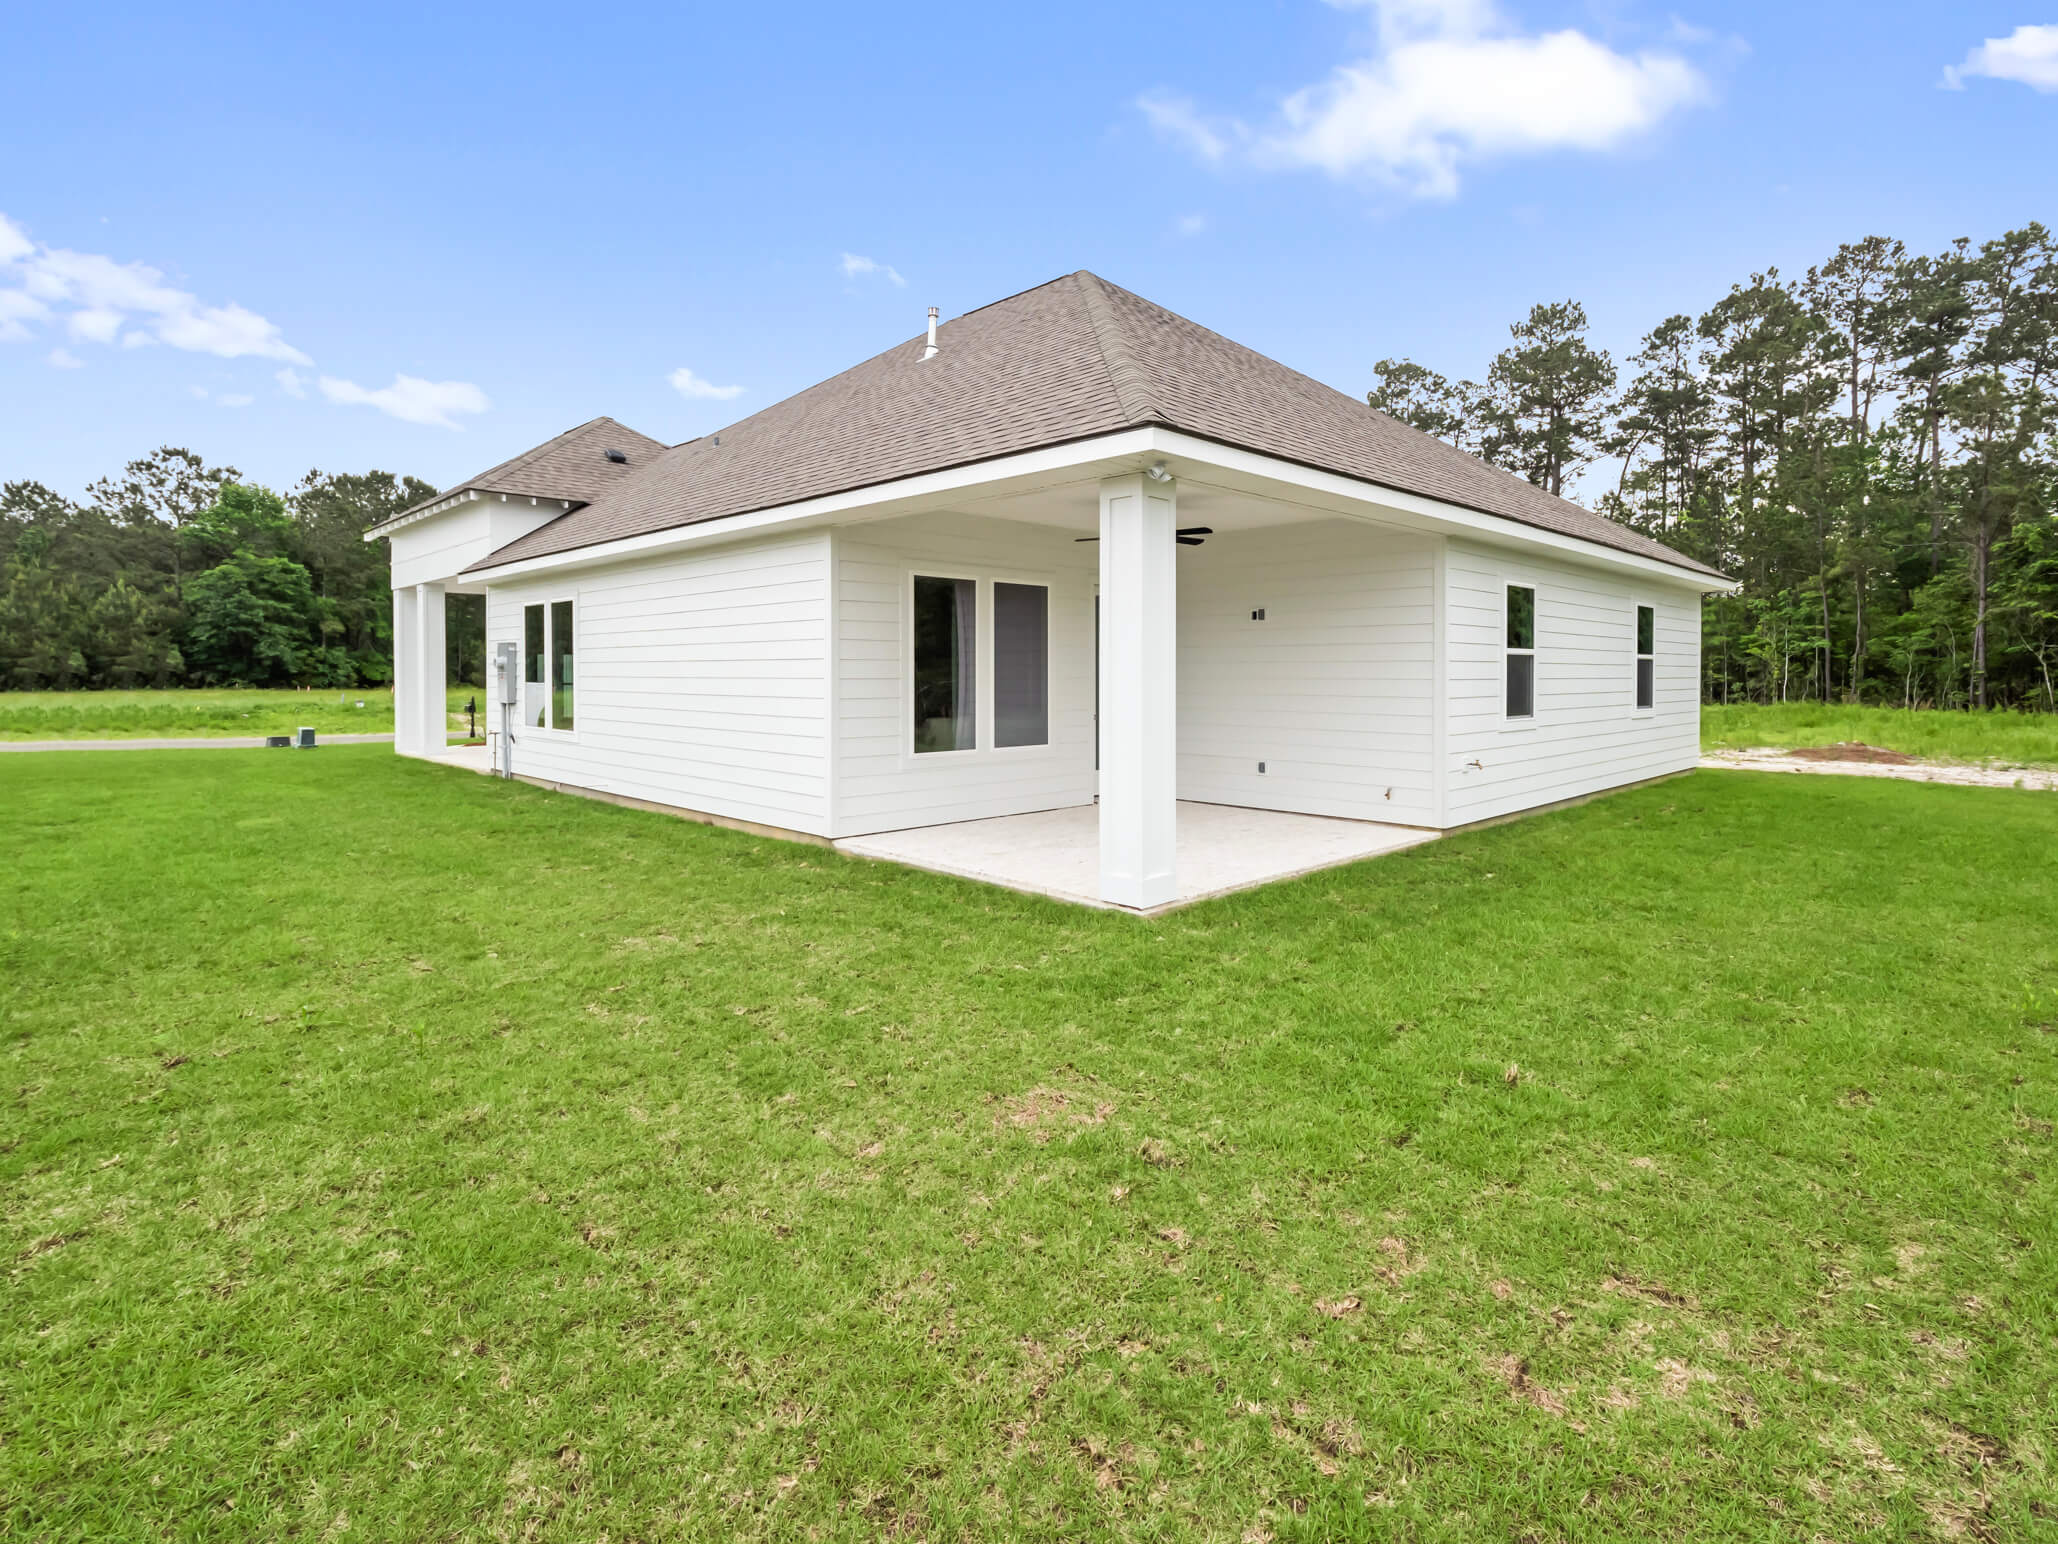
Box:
left=4, top=750, right=2054, bottom=1541
left=1703, top=702, right=2058, bottom=766
left=11, top=688, right=2057, bottom=766
left=0, top=686, right=479, bottom=741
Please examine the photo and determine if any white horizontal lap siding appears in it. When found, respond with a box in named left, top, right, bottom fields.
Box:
left=389, top=502, right=564, bottom=588
left=1177, top=521, right=1437, bottom=825
left=484, top=532, right=832, bottom=834
left=833, top=512, right=1097, bottom=838
left=390, top=508, right=493, bottom=590
left=1444, top=537, right=1704, bottom=825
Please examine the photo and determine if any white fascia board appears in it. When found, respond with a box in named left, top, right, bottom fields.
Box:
left=363, top=488, right=480, bottom=542
left=461, top=428, right=1162, bottom=581
left=457, top=420, right=1734, bottom=593
left=1143, top=428, right=1739, bottom=593
left=361, top=488, right=576, bottom=543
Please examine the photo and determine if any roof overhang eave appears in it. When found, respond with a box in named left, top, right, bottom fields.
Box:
left=459, top=423, right=1733, bottom=589
left=1145, top=427, right=1737, bottom=589
left=362, top=486, right=587, bottom=543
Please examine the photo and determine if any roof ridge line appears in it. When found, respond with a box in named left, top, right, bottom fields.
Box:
left=1074, top=272, right=1158, bottom=425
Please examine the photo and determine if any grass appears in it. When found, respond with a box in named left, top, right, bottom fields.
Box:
left=1703, top=702, right=2058, bottom=766
left=0, top=687, right=480, bottom=741
left=11, top=687, right=2056, bottom=765
left=3, top=749, right=2055, bottom=1541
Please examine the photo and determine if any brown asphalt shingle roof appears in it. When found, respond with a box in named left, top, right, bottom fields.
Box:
left=462, top=274, right=1722, bottom=579
left=378, top=416, right=669, bottom=528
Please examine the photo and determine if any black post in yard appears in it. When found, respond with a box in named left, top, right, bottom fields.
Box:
left=466, top=696, right=476, bottom=737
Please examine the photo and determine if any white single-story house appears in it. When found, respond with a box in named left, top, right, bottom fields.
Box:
left=369, top=272, right=1733, bottom=911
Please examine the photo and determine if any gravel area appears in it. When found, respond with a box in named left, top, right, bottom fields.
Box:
left=1701, top=747, right=2058, bottom=790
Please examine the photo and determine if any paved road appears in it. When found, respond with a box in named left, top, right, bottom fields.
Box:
left=0, top=733, right=407, bottom=752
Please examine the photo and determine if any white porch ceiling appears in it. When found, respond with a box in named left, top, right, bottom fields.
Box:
left=944, top=474, right=1346, bottom=535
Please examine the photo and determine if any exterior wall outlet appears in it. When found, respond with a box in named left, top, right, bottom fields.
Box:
left=1257, top=761, right=1266, bottom=774
left=1251, top=608, right=1266, bottom=621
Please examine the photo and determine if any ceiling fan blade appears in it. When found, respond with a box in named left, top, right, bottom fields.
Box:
left=1078, top=527, right=1212, bottom=543
left=1176, top=537, right=1204, bottom=546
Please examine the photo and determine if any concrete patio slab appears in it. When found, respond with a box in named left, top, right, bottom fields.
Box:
left=835, top=800, right=1438, bottom=912
left=424, top=742, right=496, bottom=775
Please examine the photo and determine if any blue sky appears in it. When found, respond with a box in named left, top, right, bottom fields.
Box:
left=3, top=2, right=2053, bottom=502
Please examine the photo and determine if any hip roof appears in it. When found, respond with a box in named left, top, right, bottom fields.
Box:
left=456, top=273, right=1723, bottom=580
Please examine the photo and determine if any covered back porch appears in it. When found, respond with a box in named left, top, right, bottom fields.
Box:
left=825, top=463, right=1441, bottom=910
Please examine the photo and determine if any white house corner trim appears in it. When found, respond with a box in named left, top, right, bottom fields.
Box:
left=1430, top=535, right=1450, bottom=830
left=823, top=528, right=842, bottom=839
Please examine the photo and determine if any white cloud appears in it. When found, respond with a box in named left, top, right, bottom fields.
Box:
left=1175, top=212, right=1210, bottom=237
left=155, top=301, right=308, bottom=362
left=68, top=307, right=123, bottom=344
left=1139, top=93, right=1237, bottom=161
left=6, top=213, right=495, bottom=429
left=0, top=212, right=311, bottom=362
left=0, top=287, right=49, bottom=342
left=1142, top=0, right=1710, bottom=199
left=668, top=365, right=745, bottom=401
left=840, top=252, right=906, bottom=286
left=0, top=213, right=33, bottom=265
left=318, top=373, right=490, bottom=429
left=1944, top=24, right=2058, bottom=92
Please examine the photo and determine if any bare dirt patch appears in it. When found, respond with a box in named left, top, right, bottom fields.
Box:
left=1373, top=1235, right=1424, bottom=1283
left=1700, top=747, right=2058, bottom=789
left=1603, top=1275, right=1699, bottom=1310
left=1488, top=1353, right=1569, bottom=1417
left=1653, top=1357, right=1718, bottom=1399
left=1788, top=741, right=1916, bottom=764
left=990, top=1088, right=1112, bottom=1142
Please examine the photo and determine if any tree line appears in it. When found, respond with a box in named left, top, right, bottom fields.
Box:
left=1369, top=223, right=2058, bottom=711
left=11, top=227, right=2055, bottom=708
left=0, top=451, right=483, bottom=690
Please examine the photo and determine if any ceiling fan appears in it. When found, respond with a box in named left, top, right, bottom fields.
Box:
left=1075, top=527, right=1213, bottom=547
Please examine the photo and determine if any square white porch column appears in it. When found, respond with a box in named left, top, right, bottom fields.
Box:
left=392, top=587, right=419, bottom=755
left=1098, top=472, right=1178, bottom=909
left=411, top=583, right=446, bottom=755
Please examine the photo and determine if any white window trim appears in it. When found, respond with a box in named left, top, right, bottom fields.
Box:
left=1501, top=580, right=1538, bottom=732
left=901, top=566, right=1058, bottom=766
left=989, top=572, right=1055, bottom=757
left=904, top=567, right=983, bottom=762
left=524, top=594, right=580, bottom=740
left=1632, top=598, right=1656, bottom=717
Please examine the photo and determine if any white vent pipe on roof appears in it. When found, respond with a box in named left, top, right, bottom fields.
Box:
left=923, top=306, right=939, bottom=360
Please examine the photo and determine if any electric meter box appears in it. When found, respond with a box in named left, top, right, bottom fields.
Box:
left=494, top=641, right=519, bottom=706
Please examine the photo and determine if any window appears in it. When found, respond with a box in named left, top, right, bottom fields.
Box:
left=993, top=581, right=1049, bottom=748
left=1505, top=584, right=1536, bottom=719
left=523, top=604, right=546, bottom=728
left=1635, top=604, right=1655, bottom=710
left=522, top=600, right=574, bottom=730
left=551, top=599, right=575, bottom=730
left=913, top=575, right=976, bottom=752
